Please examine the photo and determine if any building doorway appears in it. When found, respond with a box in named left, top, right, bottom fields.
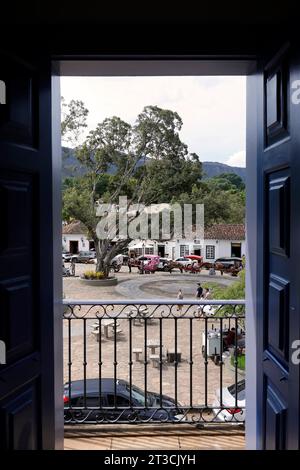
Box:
left=231, top=242, right=242, bottom=257
left=69, top=240, right=79, bottom=254
left=158, top=245, right=165, bottom=257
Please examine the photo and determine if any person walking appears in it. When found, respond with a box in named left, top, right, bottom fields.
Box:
left=196, top=282, right=203, bottom=317
left=70, top=257, right=76, bottom=276
left=204, top=287, right=212, bottom=300
left=128, top=257, right=132, bottom=273
left=196, top=283, right=203, bottom=299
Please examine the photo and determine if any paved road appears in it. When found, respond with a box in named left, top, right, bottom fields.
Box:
left=64, top=264, right=237, bottom=301
left=116, top=271, right=236, bottom=299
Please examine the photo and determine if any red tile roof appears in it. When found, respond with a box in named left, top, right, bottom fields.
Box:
left=62, top=220, right=88, bottom=235
left=204, top=224, right=245, bottom=240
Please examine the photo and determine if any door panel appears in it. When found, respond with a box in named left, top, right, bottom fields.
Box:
left=258, top=43, right=300, bottom=449
left=0, top=54, right=63, bottom=449
left=265, top=380, right=287, bottom=450
left=0, top=385, right=38, bottom=450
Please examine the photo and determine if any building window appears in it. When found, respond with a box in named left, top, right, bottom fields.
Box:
left=180, top=245, right=189, bottom=257
left=145, top=247, right=154, bottom=255
left=206, top=245, right=215, bottom=259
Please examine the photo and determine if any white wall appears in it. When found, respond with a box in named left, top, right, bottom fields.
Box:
left=64, top=235, right=246, bottom=260
left=212, top=240, right=246, bottom=260
left=163, top=239, right=245, bottom=261
left=62, top=234, right=89, bottom=252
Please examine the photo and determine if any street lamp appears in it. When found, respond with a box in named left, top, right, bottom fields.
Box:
left=141, top=241, right=145, bottom=274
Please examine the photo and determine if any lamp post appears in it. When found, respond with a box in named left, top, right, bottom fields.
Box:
left=141, top=241, right=145, bottom=274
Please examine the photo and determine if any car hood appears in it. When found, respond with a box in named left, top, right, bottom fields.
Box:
left=215, top=387, right=245, bottom=407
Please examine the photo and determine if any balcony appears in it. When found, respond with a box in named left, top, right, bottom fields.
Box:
left=63, top=299, right=245, bottom=450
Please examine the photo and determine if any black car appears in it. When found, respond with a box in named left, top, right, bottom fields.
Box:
left=64, top=378, right=185, bottom=423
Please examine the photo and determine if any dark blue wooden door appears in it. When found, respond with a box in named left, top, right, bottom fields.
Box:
left=0, top=55, right=63, bottom=449
left=257, top=43, right=300, bottom=449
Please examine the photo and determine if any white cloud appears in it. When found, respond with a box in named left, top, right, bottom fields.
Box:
left=225, top=150, right=246, bottom=167
left=60, top=76, right=246, bottom=164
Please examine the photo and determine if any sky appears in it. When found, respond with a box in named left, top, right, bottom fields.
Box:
left=60, top=76, right=246, bottom=167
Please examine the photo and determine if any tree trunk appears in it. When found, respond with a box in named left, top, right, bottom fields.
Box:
left=94, top=239, right=112, bottom=278
left=95, top=254, right=110, bottom=278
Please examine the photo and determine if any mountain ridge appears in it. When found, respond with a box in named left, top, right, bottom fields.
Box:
left=202, top=161, right=245, bottom=181
left=62, top=147, right=246, bottom=181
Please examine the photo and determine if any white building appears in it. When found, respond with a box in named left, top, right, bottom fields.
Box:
left=62, top=221, right=94, bottom=253
left=62, top=221, right=245, bottom=261
left=128, top=224, right=245, bottom=261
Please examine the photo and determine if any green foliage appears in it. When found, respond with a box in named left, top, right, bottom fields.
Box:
left=230, top=353, right=245, bottom=370
left=61, top=97, right=89, bottom=145
left=134, top=105, right=187, bottom=161
left=210, top=173, right=245, bottom=191
left=204, top=269, right=245, bottom=302
left=202, top=268, right=245, bottom=317
left=173, top=180, right=245, bottom=227
left=62, top=177, right=98, bottom=230
left=138, top=153, right=203, bottom=204
left=201, top=281, right=227, bottom=298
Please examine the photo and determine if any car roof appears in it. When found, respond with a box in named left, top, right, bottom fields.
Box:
left=65, top=378, right=128, bottom=396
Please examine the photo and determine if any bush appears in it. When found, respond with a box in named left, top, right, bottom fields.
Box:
left=82, top=270, right=106, bottom=280
left=202, top=268, right=245, bottom=319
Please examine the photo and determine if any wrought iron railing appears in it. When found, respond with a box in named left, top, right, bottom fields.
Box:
left=63, top=299, right=245, bottom=425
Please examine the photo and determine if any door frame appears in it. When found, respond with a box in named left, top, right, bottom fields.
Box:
left=54, top=57, right=258, bottom=448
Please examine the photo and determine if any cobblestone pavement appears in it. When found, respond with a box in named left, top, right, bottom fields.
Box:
left=63, top=266, right=243, bottom=408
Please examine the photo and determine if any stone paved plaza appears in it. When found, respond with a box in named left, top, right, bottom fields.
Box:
left=63, top=266, right=243, bottom=408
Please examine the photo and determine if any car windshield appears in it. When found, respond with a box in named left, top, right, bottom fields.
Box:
left=228, top=380, right=245, bottom=400
left=125, top=384, right=152, bottom=406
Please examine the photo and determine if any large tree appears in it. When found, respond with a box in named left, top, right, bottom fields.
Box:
left=62, top=103, right=199, bottom=275
left=172, top=179, right=245, bottom=227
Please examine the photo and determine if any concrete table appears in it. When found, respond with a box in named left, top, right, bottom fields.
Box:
left=147, top=340, right=161, bottom=355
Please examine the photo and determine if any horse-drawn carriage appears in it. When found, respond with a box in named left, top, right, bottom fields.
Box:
left=125, top=253, right=243, bottom=276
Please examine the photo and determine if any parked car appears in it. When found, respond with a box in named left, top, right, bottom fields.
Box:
left=142, top=255, right=160, bottom=273
left=137, top=255, right=153, bottom=265
left=214, top=257, right=243, bottom=268
left=110, top=254, right=124, bottom=272
left=72, top=251, right=96, bottom=263
left=62, top=252, right=73, bottom=262
left=174, top=257, right=192, bottom=267
left=212, top=379, right=245, bottom=423
left=64, top=378, right=185, bottom=423
left=157, top=257, right=172, bottom=271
